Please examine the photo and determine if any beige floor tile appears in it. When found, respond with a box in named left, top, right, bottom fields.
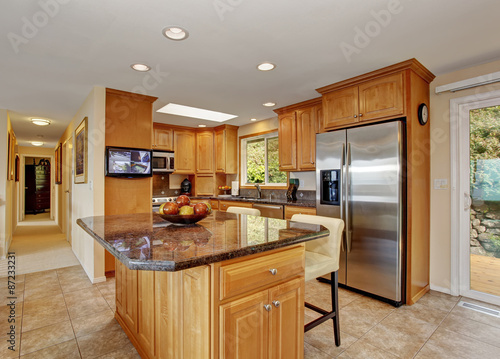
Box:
left=362, top=311, right=438, bottom=358
left=23, top=281, right=62, bottom=301
left=338, top=296, right=395, bottom=338
left=23, top=293, right=65, bottom=316
left=22, top=306, right=70, bottom=333
left=451, top=297, right=500, bottom=329
left=94, top=341, right=141, bottom=359
left=414, top=326, right=500, bottom=359
left=396, top=301, right=449, bottom=326
left=338, top=338, right=399, bottom=359
left=304, top=341, right=336, bottom=359
left=0, top=333, right=20, bottom=359
left=417, top=290, right=460, bottom=312
left=64, top=287, right=110, bottom=320
left=0, top=301, right=23, bottom=320
left=59, top=276, right=93, bottom=294
left=304, top=311, right=356, bottom=357
left=439, top=312, right=500, bottom=348
left=77, top=322, right=132, bottom=358
left=20, top=339, right=80, bottom=359
left=71, top=308, right=116, bottom=338
left=24, top=270, right=58, bottom=284
left=338, top=287, right=363, bottom=309
left=20, top=320, right=75, bottom=356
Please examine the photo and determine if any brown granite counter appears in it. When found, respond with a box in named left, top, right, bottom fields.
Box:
left=77, top=211, right=327, bottom=271
left=192, top=196, right=317, bottom=208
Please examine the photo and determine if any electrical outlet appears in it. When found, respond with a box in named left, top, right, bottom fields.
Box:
left=300, top=180, right=304, bottom=187
left=434, top=179, right=448, bottom=190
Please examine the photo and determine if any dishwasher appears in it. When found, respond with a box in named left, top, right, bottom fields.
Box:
left=252, top=203, right=284, bottom=219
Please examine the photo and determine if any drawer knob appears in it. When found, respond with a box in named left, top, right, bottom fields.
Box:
left=359, top=113, right=363, bottom=117
left=269, top=268, right=277, bottom=276
left=264, top=304, right=272, bottom=312
left=272, top=300, right=280, bottom=308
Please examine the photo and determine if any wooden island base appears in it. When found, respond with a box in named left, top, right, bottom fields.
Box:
left=115, top=244, right=305, bottom=359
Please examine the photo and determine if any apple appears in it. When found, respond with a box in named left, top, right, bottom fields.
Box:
left=194, top=202, right=208, bottom=215
left=206, top=202, right=212, bottom=214
left=162, top=202, right=179, bottom=215
left=179, top=205, right=194, bottom=215
left=158, top=203, right=166, bottom=214
left=176, top=195, right=190, bottom=207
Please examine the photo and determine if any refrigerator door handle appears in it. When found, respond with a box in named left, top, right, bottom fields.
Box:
left=340, top=143, right=346, bottom=252
left=346, top=143, right=352, bottom=252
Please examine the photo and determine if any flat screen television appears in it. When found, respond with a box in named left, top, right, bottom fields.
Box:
left=105, top=146, right=152, bottom=178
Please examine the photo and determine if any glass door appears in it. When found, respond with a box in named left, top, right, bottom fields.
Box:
left=469, top=105, right=500, bottom=297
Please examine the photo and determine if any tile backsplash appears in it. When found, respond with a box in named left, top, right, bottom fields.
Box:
left=153, top=174, right=179, bottom=197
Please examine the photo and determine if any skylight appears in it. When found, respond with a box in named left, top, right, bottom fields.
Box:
left=157, top=103, right=237, bottom=122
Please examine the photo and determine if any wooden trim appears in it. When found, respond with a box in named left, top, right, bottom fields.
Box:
left=273, top=97, right=322, bottom=115
left=316, top=58, right=435, bottom=94
left=106, top=88, right=158, bottom=103
left=239, top=184, right=288, bottom=190
left=239, top=129, right=277, bottom=140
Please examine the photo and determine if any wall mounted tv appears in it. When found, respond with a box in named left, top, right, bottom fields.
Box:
left=105, top=146, right=152, bottom=178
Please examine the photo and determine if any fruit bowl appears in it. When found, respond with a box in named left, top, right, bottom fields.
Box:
left=157, top=213, right=208, bottom=225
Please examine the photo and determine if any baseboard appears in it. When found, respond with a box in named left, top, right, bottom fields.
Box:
left=92, top=275, right=107, bottom=284
left=430, top=284, right=452, bottom=295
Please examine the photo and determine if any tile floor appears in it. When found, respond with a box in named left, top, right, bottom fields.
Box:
left=2, top=265, right=500, bottom=358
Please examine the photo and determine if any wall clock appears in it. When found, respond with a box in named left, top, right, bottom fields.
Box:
left=418, top=103, right=429, bottom=125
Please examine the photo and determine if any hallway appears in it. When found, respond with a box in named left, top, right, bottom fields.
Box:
left=1, top=212, right=80, bottom=276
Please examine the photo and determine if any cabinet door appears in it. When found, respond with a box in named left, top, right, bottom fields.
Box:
left=154, top=126, right=173, bottom=151
left=220, top=290, right=270, bottom=359
left=322, top=86, right=359, bottom=130
left=196, top=130, right=214, bottom=174
left=358, top=73, right=404, bottom=122
left=137, top=270, right=156, bottom=358
left=119, top=263, right=138, bottom=332
left=278, top=111, right=297, bottom=171
left=269, top=278, right=304, bottom=359
left=284, top=206, right=316, bottom=220
left=195, top=175, right=215, bottom=196
left=215, top=129, right=226, bottom=173
left=174, top=130, right=196, bottom=174
left=296, top=106, right=318, bottom=171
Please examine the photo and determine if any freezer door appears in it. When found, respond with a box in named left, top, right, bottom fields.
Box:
left=345, top=121, right=404, bottom=302
left=316, top=130, right=347, bottom=284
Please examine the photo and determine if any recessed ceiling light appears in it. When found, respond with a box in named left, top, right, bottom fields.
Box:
left=163, top=26, right=189, bottom=41
left=198, top=124, right=207, bottom=128
left=157, top=103, right=237, bottom=122
left=257, top=62, right=276, bottom=71
left=31, top=118, right=50, bottom=126
left=31, top=141, right=44, bottom=146
left=131, top=63, right=151, bottom=72
left=263, top=102, right=276, bottom=107
left=250, top=118, right=257, bottom=122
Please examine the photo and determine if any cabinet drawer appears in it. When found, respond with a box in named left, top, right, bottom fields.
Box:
left=219, top=246, right=304, bottom=301
left=219, top=200, right=253, bottom=212
left=284, top=206, right=316, bottom=220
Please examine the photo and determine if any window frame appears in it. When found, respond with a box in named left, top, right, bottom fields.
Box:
left=239, top=130, right=288, bottom=189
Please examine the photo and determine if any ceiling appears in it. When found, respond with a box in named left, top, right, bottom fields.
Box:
left=2, top=0, right=500, bottom=148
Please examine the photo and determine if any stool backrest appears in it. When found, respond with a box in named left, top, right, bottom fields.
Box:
left=291, top=214, right=344, bottom=261
left=226, top=207, right=261, bottom=216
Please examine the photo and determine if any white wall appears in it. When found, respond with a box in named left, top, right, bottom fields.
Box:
left=68, top=86, right=106, bottom=282
left=0, top=110, right=9, bottom=259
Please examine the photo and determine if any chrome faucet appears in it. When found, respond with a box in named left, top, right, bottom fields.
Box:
left=254, top=183, right=262, bottom=199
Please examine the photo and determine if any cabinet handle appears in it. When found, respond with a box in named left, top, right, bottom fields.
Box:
left=264, top=304, right=272, bottom=312
left=269, top=268, right=277, bottom=275
left=272, top=300, right=280, bottom=308
left=359, top=113, right=363, bottom=117
left=353, top=114, right=357, bottom=118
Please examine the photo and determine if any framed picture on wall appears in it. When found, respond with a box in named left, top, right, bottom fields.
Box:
left=74, top=117, right=88, bottom=184
left=7, top=132, right=15, bottom=181
left=55, top=143, right=62, bottom=184
left=15, top=154, right=20, bottom=182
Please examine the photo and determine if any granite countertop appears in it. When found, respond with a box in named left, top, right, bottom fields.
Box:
left=77, top=211, right=327, bottom=272
left=192, top=196, right=316, bottom=208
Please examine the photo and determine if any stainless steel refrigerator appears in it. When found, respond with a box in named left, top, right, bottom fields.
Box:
left=316, top=121, right=405, bottom=304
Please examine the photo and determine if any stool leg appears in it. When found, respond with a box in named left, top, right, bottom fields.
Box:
left=331, top=271, right=341, bottom=346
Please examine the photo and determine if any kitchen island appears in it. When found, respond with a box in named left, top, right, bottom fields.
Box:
left=77, top=211, right=328, bottom=359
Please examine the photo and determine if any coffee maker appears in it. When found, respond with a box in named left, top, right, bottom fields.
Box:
left=286, top=178, right=299, bottom=202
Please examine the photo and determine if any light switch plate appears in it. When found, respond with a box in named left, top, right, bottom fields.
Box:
left=434, top=179, right=448, bottom=190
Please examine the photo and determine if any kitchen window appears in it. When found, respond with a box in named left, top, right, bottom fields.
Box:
left=240, top=131, right=287, bottom=186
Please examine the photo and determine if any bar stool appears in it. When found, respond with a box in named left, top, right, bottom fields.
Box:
left=226, top=207, right=261, bottom=216
left=291, top=214, right=344, bottom=347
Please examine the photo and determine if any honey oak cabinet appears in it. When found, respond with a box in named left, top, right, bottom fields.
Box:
left=284, top=206, right=316, bottom=220
left=215, top=125, right=238, bottom=174
left=320, top=72, right=404, bottom=131
left=153, top=125, right=174, bottom=151
left=218, top=200, right=254, bottom=212
left=196, top=130, right=214, bottom=174
left=173, top=129, right=196, bottom=174
left=194, top=175, right=215, bottom=196
left=275, top=98, right=322, bottom=172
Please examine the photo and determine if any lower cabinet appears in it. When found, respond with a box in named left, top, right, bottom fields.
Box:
left=219, top=277, right=304, bottom=359
left=219, top=200, right=254, bottom=212
left=284, top=206, right=317, bottom=220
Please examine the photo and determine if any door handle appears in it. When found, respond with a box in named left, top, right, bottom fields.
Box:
left=65, top=190, right=70, bottom=193
left=340, top=143, right=346, bottom=252
left=264, top=304, right=272, bottom=312
left=272, top=300, right=280, bottom=308
left=346, top=143, right=352, bottom=253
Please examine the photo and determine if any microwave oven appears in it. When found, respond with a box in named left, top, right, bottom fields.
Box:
left=152, top=151, right=175, bottom=172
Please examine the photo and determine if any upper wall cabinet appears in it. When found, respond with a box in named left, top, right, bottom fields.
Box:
left=274, top=98, right=322, bottom=172
left=196, top=130, right=214, bottom=174
left=174, top=129, right=196, bottom=174
left=153, top=124, right=173, bottom=151
left=320, top=72, right=404, bottom=131
left=215, top=125, right=238, bottom=174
